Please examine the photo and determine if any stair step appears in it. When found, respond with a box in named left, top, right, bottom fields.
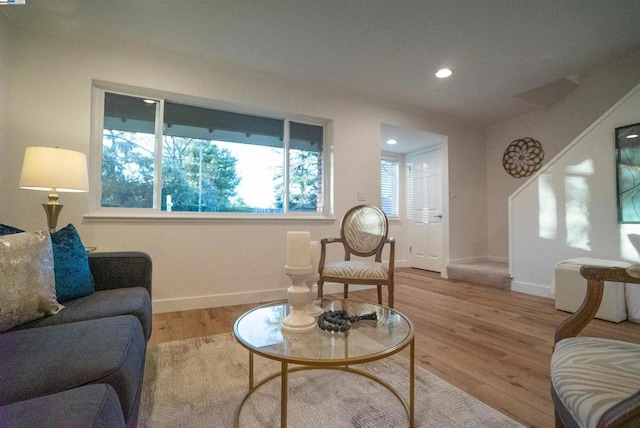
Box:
left=447, top=261, right=512, bottom=289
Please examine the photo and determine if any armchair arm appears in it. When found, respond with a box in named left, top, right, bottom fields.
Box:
left=374, top=237, right=396, bottom=277
left=319, top=237, right=342, bottom=273
left=554, top=265, right=639, bottom=344
left=386, top=237, right=395, bottom=278
left=88, top=252, right=152, bottom=297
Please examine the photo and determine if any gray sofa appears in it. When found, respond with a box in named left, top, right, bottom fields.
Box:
left=0, top=252, right=153, bottom=428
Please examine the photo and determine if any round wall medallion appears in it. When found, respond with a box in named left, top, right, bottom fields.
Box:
left=502, top=137, right=544, bottom=178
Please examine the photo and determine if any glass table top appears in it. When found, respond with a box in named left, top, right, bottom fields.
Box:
left=233, top=299, right=414, bottom=365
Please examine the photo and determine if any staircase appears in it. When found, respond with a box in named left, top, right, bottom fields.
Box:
left=446, top=260, right=512, bottom=289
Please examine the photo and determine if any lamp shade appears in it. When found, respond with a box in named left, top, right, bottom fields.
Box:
left=19, top=147, right=89, bottom=192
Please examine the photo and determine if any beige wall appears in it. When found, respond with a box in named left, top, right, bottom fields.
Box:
left=0, top=14, right=10, bottom=221
left=3, top=26, right=486, bottom=311
left=510, top=83, right=640, bottom=296
left=486, top=50, right=640, bottom=260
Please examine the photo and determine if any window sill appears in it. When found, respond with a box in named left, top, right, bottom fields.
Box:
left=83, top=212, right=337, bottom=225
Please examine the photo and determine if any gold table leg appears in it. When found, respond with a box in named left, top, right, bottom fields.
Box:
left=410, top=338, right=415, bottom=428
left=281, top=361, right=288, bottom=428
left=249, top=351, right=254, bottom=390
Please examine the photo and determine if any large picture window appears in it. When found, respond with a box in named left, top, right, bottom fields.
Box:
left=95, top=88, right=327, bottom=216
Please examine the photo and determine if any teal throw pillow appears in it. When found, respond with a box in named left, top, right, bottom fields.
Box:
left=0, top=224, right=23, bottom=235
left=50, top=224, right=95, bottom=303
left=0, top=223, right=95, bottom=303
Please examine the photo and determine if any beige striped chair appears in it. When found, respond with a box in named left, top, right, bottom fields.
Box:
left=552, top=265, right=640, bottom=428
left=317, top=205, right=395, bottom=307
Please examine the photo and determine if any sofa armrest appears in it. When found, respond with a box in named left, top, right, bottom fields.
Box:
left=88, top=252, right=152, bottom=298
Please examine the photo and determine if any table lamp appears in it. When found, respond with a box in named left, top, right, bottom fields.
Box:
left=19, top=146, right=89, bottom=232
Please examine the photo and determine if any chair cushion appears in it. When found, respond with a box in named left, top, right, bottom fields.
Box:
left=7, top=287, right=153, bottom=341
left=0, top=315, right=146, bottom=423
left=551, top=337, right=640, bottom=428
left=0, top=384, right=125, bottom=428
left=323, top=261, right=389, bottom=280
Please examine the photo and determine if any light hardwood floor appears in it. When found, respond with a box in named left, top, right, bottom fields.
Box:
left=149, top=268, right=640, bottom=428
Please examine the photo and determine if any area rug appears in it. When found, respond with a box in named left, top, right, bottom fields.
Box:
left=139, top=333, right=522, bottom=427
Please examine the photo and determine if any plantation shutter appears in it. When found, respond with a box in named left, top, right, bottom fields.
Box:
left=381, top=159, right=399, bottom=218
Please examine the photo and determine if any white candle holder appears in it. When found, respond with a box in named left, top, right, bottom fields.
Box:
left=305, top=273, right=322, bottom=315
left=281, top=265, right=317, bottom=333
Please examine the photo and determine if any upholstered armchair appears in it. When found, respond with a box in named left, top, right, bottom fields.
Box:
left=551, top=265, right=640, bottom=428
left=317, top=205, right=396, bottom=307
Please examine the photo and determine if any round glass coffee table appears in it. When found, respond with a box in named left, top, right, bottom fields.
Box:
left=233, top=299, right=415, bottom=427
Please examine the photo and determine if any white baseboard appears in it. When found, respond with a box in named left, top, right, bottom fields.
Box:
left=394, top=259, right=410, bottom=268
left=152, top=282, right=375, bottom=314
left=510, top=280, right=553, bottom=299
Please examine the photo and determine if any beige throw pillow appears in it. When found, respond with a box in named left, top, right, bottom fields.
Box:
left=0, top=231, right=63, bottom=332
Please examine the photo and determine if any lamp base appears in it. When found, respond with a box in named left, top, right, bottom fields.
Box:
left=42, top=202, right=63, bottom=233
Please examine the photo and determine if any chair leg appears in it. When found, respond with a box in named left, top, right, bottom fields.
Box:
left=344, top=284, right=349, bottom=299
left=377, top=286, right=382, bottom=305
left=318, top=280, right=324, bottom=299
left=388, top=281, right=394, bottom=308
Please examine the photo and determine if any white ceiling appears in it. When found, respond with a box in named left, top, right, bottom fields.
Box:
left=3, top=0, right=640, bottom=128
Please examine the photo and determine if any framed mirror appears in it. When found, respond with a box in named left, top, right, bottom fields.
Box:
left=616, top=122, right=640, bottom=223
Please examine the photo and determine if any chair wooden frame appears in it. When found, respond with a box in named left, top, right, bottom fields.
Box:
left=553, top=265, right=640, bottom=428
left=317, top=205, right=396, bottom=307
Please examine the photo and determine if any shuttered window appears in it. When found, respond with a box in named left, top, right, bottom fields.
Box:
left=381, top=157, right=399, bottom=218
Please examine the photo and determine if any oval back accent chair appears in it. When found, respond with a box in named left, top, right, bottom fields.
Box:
left=552, top=265, right=640, bottom=428
left=317, top=205, right=396, bottom=307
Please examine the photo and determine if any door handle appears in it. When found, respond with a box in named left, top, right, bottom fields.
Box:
left=434, top=215, right=443, bottom=219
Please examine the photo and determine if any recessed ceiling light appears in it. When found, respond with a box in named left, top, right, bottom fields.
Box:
left=386, top=139, right=398, bottom=145
left=436, top=68, right=452, bottom=78
left=143, top=99, right=157, bottom=104
left=626, top=134, right=639, bottom=139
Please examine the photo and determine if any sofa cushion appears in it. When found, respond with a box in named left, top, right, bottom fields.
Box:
left=7, top=287, right=153, bottom=341
left=0, top=315, right=146, bottom=424
left=0, top=223, right=95, bottom=303
left=0, top=384, right=125, bottom=428
left=0, top=231, right=63, bottom=332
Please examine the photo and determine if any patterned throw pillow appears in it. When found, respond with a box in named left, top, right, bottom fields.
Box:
left=0, top=223, right=95, bottom=303
left=0, top=231, right=64, bottom=332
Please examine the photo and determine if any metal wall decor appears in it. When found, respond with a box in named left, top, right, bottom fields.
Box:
left=502, top=137, right=544, bottom=178
left=615, top=122, right=640, bottom=223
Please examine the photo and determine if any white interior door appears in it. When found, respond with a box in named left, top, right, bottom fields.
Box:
left=407, top=148, right=443, bottom=272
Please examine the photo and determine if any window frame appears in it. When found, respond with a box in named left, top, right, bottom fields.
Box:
left=87, top=81, right=333, bottom=222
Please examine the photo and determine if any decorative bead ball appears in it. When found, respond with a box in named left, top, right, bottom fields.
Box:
left=317, top=309, right=377, bottom=333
